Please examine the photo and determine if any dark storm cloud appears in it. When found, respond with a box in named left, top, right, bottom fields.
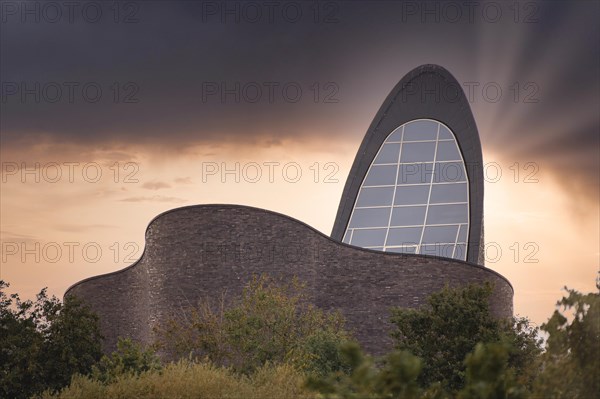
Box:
left=0, top=0, right=486, bottom=145
left=1, top=0, right=367, bottom=144
left=1, top=0, right=598, bottom=200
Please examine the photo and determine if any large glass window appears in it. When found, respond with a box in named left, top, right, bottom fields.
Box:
left=342, top=119, right=469, bottom=261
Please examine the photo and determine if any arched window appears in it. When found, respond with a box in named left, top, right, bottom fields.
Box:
left=342, top=119, right=469, bottom=261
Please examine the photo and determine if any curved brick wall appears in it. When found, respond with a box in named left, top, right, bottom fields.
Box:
left=66, top=205, right=513, bottom=356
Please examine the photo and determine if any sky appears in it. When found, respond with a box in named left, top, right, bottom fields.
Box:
left=1, top=0, right=599, bottom=327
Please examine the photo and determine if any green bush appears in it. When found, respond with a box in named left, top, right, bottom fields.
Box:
left=34, top=277, right=600, bottom=399
left=306, top=341, right=443, bottom=399
left=309, top=280, right=598, bottom=399
left=298, top=329, right=353, bottom=377
left=458, top=342, right=527, bottom=399
left=532, top=279, right=600, bottom=399
left=42, top=360, right=312, bottom=399
left=390, top=283, right=541, bottom=393
left=306, top=340, right=528, bottom=399
left=90, top=338, right=162, bottom=384
left=0, top=281, right=102, bottom=399
left=155, top=274, right=352, bottom=375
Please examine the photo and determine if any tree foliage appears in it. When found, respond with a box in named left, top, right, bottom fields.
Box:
left=458, top=342, right=527, bottom=399
left=90, top=338, right=162, bottom=384
left=42, top=360, right=310, bottom=399
left=306, top=340, right=528, bottom=399
left=533, top=278, right=600, bottom=399
left=0, top=280, right=103, bottom=399
left=155, top=274, right=351, bottom=375
left=306, top=342, right=427, bottom=399
left=389, top=283, right=542, bottom=393
left=4, top=275, right=598, bottom=399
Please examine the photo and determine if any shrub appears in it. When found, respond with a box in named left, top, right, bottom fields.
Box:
left=0, top=281, right=102, bottom=398
left=532, top=279, right=600, bottom=399
left=458, top=342, right=527, bottom=399
left=155, top=274, right=352, bottom=375
left=306, top=341, right=528, bottom=399
left=390, top=283, right=541, bottom=393
left=306, top=341, right=432, bottom=399
left=42, top=360, right=312, bottom=399
left=90, top=338, right=162, bottom=384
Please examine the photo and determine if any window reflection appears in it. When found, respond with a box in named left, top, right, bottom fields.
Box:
left=342, top=119, right=470, bottom=261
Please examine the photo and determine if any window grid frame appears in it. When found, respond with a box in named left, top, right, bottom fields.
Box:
left=415, top=123, right=440, bottom=254
left=382, top=125, right=404, bottom=250
left=342, top=119, right=471, bottom=260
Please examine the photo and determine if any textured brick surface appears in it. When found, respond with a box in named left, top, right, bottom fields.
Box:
left=66, top=205, right=513, bottom=356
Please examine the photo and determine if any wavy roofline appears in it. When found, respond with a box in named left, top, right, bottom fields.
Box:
left=65, top=203, right=513, bottom=298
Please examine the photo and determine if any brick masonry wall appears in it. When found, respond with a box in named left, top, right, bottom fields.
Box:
left=66, top=205, right=513, bottom=356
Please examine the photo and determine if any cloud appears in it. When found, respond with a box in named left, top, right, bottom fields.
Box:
left=0, top=230, right=40, bottom=242
left=142, top=181, right=171, bottom=190
left=174, top=177, right=193, bottom=184
left=52, top=224, right=116, bottom=233
left=119, top=195, right=186, bottom=203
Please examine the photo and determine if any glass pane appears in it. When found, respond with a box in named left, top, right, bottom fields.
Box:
left=397, top=163, right=433, bottom=184
left=387, top=127, right=403, bottom=142
left=349, top=207, right=391, bottom=228
left=453, top=244, right=467, bottom=260
left=357, top=187, right=394, bottom=207
left=457, top=224, right=468, bottom=242
left=394, top=185, right=430, bottom=205
left=400, top=142, right=436, bottom=163
left=351, top=228, right=387, bottom=247
left=426, top=204, right=468, bottom=224
left=386, top=227, right=422, bottom=246
left=436, top=141, right=462, bottom=162
left=391, top=206, right=426, bottom=226
left=434, top=162, right=467, bottom=183
left=403, top=120, right=438, bottom=141
left=364, top=165, right=397, bottom=186
left=429, top=183, right=468, bottom=204
left=387, top=246, right=417, bottom=254
left=438, top=125, right=453, bottom=139
left=342, top=231, right=351, bottom=244
left=420, top=243, right=455, bottom=257
left=373, top=143, right=401, bottom=164
left=422, top=225, right=459, bottom=244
